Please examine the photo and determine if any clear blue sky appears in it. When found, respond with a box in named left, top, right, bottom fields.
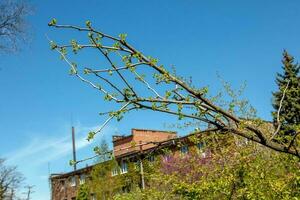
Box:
left=1, top=0, right=300, bottom=199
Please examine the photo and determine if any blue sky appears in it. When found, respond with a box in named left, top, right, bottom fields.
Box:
left=1, top=0, right=300, bottom=199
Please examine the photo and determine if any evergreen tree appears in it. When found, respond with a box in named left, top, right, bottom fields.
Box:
left=272, top=50, right=300, bottom=138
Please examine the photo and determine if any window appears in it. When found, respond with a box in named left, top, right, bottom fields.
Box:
left=134, top=161, right=140, bottom=170
left=120, top=161, right=128, bottom=174
left=91, top=194, right=96, bottom=200
left=79, top=174, right=85, bottom=185
left=69, top=176, right=76, bottom=187
left=197, top=142, right=206, bottom=157
left=148, top=155, right=155, bottom=162
left=111, top=166, right=119, bottom=176
left=180, top=145, right=189, bottom=154
left=197, top=142, right=204, bottom=150
left=60, top=180, right=66, bottom=191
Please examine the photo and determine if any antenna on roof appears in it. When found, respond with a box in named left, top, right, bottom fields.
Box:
left=70, top=113, right=77, bottom=171
left=48, top=162, right=51, bottom=198
left=72, top=126, right=77, bottom=171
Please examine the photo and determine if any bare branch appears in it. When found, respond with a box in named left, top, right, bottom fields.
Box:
left=271, top=80, right=290, bottom=140
left=0, top=159, right=24, bottom=199
left=0, top=0, right=32, bottom=53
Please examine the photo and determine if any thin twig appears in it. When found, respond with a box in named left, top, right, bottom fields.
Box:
left=89, top=62, right=146, bottom=73
left=93, top=102, right=131, bottom=135
left=58, top=44, right=132, bottom=53
left=133, top=70, right=162, bottom=98
left=89, top=35, right=138, bottom=98
left=46, top=34, right=121, bottom=102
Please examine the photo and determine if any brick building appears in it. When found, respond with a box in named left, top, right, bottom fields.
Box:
left=50, top=128, right=208, bottom=200
left=112, top=129, right=176, bottom=158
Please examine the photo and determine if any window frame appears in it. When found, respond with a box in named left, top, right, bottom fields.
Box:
left=148, top=155, right=155, bottom=162
left=79, top=174, right=86, bottom=185
left=69, top=176, right=76, bottom=187
left=197, top=142, right=204, bottom=150
left=196, top=142, right=206, bottom=157
left=180, top=145, right=189, bottom=154
left=120, top=161, right=128, bottom=174
left=91, top=193, right=96, bottom=200
left=111, top=166, right=119, bottom=176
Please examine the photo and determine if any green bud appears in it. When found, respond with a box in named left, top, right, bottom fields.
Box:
left=69, top=160, right=76, bottom=166
left=86, top=20, right=91, bottom=27
left=50, top=41, right=57, bottom=50
left=119, top=33, right=127, bottom=42
left=48, top=18, right=57, bottom=26
left=87, top=131, right=96, bottom=141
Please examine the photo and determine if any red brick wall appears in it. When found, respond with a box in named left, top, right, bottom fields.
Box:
left=133, top=129, right=176, bottom=151
left=113, top=129, right=177, bottom=157
left=51, top=177, right=78, bottom=200
left=113, top=135, right=136, bottom=157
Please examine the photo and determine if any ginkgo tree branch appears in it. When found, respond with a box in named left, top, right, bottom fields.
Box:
left=48, top=19, right=299, bottom=158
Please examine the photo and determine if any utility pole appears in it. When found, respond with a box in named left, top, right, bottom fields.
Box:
left=24, top=185, right=35, bottom=200
left=139, top=158, right=145, bottom=190
left=139, top=141, right=145, bottom=190
left=72, top=126, right=77, bottom=171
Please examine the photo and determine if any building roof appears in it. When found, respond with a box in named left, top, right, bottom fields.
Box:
left=131, top=128, right=177, bottom=134
left=50, top=128, right=217, bottom=180
left=50, top=165, right=94, bottom=180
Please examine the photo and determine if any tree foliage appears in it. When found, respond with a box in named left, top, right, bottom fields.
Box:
left=0, top=0, right=32, bottom=53
left=88, top=159, right=123, bottom=199
left=88, top=158, right=143, bottom=198
left=48, top=20, right=300, bottom=158
left=169, top=141, right=300, bottom=200
left=76, top=184, right=90, bottom=200
left=272, top=50, right=300, bottom=140
left=114, top=134, right=300, bottom=200
left=85, top=141, right=140, bottom=199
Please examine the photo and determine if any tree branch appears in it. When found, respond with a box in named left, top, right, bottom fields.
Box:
left=49, top=22, right=300, bottom=158
left=271, top=80, right=290, bottom=140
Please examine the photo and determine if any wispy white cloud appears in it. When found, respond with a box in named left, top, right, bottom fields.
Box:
left=5, top=123, right=115, bottom=166
left=3, top=122, right=118, bottom=200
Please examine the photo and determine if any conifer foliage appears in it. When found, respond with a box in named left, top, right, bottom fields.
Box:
left=272, top=50, right=300, bottom=138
